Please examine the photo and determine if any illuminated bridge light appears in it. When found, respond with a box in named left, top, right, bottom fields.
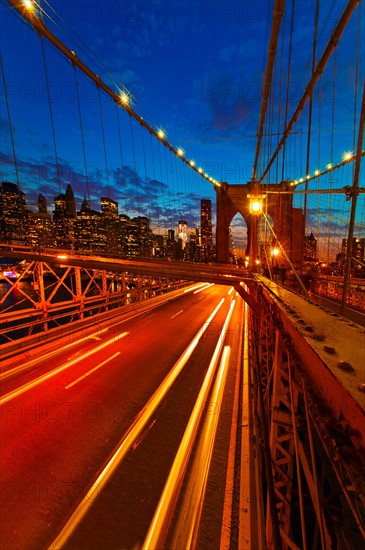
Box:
left=248, top=193, right=265, bottom=214
left=306, top=174, right=310, bottom=180
left=198, top=167, right=203, bottom=173
left=190, top=160, right=195, bottom=167
left=326, top=163, right=332, bottom=169
left=299, top=177, right=304, bottom=183
left=250, top=201, right=262, bottom=213
left=314, top=170, right=320, bottom=176
left=23, top=0, right=34, bottom=9
left=157, top=129, right=165, bottom=139
left=343, top=151, right=353, bottom=161
left=177, top=148, right=184, bottom=157
left=120, top=91, right=131, bottom=105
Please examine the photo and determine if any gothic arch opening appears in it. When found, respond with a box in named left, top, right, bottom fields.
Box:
left=229, top=213, right=247, bottom=266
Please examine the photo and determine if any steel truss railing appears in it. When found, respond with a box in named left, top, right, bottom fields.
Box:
left=0, top=260, right=188, bottom=345
left=248, top=283, right=365, bottom=549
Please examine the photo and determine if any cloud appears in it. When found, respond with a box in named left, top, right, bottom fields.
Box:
left=0, top=149, right=206, bottom=229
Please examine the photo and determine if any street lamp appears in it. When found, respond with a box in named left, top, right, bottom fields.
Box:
left=247, top=194, right=266, bottom=270
left=248, top=194, right=265, bottom=215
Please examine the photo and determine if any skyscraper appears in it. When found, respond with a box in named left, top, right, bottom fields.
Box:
left=201, top=199, right=213, bottom=261
left=38, top=193, right=47, bottom=214
left=101, top=197, right=118, bottom=219
left=65, top=183, right=77, bottom=218
left=0, top=181, right=27, bottom=244
left=53, top=183, right=76, bottom=248
left=178, top=220, right=188, bottom=249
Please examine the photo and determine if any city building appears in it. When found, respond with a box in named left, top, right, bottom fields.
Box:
left=177, top=220, right=188, bottom=260
left=304, top=232, right=318, bottom=262
left=0, top=182, right=217, bottom=264
left=0, top=181, right=28, bottom=244
left=38, top=193, right=47, bottom=215
left=53, top=190, right=74, bottom=249
left=74, top=197, right=105, bottom=254
left=65, top=183, right=77, bottom=219
left=340, top=237, right=365, bottom=274
left=28, top=210, right=54, bottom=249
left=101, top=197, right=119, bottom=256
left=201, top=199, right=213, bottom=261
left=101, top=197, right=118, bottom=219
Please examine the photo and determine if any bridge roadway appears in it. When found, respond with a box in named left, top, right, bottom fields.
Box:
left=2, top=247, right=365, bottom=545
left=0, top=283, right=244, bottom=549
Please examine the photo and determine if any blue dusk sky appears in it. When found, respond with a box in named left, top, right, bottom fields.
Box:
left=0, top=0, right=364, bottom=249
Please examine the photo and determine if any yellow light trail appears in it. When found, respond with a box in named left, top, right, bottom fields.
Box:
left=143, top=300, right=236, bottom=548
left=48, top=298, right=225, bottom=549
left=0, top=333, right=128, bottom=405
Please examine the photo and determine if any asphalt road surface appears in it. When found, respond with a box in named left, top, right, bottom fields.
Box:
left=1, top=283, right=245, bottom=549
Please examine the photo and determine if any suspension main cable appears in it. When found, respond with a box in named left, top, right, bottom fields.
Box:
left=252, top=0, right=285, bottom=182
left=259, top=0, right=360, bottom=184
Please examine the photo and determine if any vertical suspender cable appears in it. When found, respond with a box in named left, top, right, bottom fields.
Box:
left=327, top=50, right=337, bottom=264
left=341, top=84, right=365, bottom=312
left=0, top=54, right=20, bottom=191
left=140, top=124, right=150, bottom=221
left=303, top=0, right=320, bottom=271
left=275, top=23, right=285, bottom=184
left=149, top=133, right=158, bottom=230
left=41, top=39, right=62, bottom=196
left=74, top=65, right=90, bottom=204
left=98, top=86, right=110, bottom=198
left=281, top=0, right=295, bottom=182
left=115, top=104, right=127, bottom=217
left=157, top=140, right=166, bottom=233
left=164, top=147, right=171, bottom=228
left=40, top=37, right=68, bottom=247
left=129, top=116, right=139, bottom=218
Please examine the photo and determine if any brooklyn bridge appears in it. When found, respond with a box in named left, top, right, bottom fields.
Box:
left=0, top=0, right=364, bottom=548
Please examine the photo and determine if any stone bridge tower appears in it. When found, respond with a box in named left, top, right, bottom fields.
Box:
left=215, top=181, right=304, bottom=265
